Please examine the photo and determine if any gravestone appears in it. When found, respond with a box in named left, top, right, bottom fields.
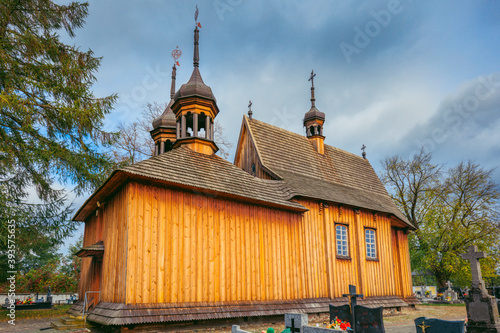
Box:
left=329, top=304, right=352, bottom=325
left=414, top=317, right=465, bottom=333
left=420, top=284, right=428, bottom=298
left=46, top=285, right=52, bottom=303
left=232, top=325, right=251, bottom=333
left=444, top=281, right=458, bottom=302
left=461, top=245, right=500, bottom=333
left=285, top=313, right=308, bottom=333
left=353, top=305, right=385, bottom=333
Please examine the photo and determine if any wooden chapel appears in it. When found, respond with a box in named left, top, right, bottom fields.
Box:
left=69, top=16, right=417, bottom=329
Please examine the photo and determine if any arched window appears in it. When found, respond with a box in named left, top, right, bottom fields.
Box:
left=365, top=229, right=377, bottom=259
left=336, top=225, right=349, bottom=257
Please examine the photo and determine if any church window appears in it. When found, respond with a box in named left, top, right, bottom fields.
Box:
left=251, top=163, right=256, bottom=174
left=365, top=228, right=377, bottom=259
left=335, top=225, right=349, bottom=257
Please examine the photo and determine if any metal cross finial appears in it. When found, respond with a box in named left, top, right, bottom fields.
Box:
left=461, top=245, right=487, bottom=289
left=308, top=70, right=316, bottom=88
left=195, top=5, right=199, bottom=23
left=308, top=70, right=316, bottom=107
left=248, top=100, right=253, bottom=119
left=417, top=320, right=431, bottom=333
left=361, top=144, right=366, bottom=159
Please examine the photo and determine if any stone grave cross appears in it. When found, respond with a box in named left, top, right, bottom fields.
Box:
left=460, top=245, right=486, bottom=289
left=444, top=280, right=458, bottom=302
left=460, top=245, right=500, bottom=333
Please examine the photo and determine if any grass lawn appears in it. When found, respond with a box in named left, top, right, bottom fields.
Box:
left=0, top=304, right=72, bottom=321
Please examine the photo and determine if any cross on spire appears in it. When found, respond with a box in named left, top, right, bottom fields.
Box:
left=248, top=100, right=253, bottom=120
left=308, top=70, right=316, bottom=87
left=361, top=144, right=366, bottom=159
left=461, top=245, right=487, bottom=289
left=308, top=70, right=316, bottom=107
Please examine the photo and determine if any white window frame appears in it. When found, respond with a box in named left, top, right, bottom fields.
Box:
left=365, top=228, right=377, bottom=259
left=335, top=224, right=349, bottom=257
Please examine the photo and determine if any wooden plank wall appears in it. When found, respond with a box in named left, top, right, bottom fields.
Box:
left=123, top=182, right=413, bottom=305
left=125, top=181, right=329, bottom=304
left=297, top=200, right=412, bottom=299
left=79, top=181, right=413, bottom=304
left=392, top=228, right=413, bottom=297
left=357, top=211, right=397, bottom=297
left=78, top=187, right=127, bottom=303
left=100, top=187, right=128, bottom=303
left=79, top=212, right=102, bottom=300
left=234, top=125, right=274, bottom=180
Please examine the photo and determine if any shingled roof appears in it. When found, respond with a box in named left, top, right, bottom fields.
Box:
left=244, top=117, right=413, bottom=228
left=74, top=146, right=306, bottom=221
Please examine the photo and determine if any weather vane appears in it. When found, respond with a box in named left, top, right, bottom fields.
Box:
left=195, top=5, right=202, bottom=28
left=171, top=46, right=182, bottom=67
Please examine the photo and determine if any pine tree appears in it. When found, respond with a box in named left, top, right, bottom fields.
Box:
left=0, top=0, right=117, bottom=276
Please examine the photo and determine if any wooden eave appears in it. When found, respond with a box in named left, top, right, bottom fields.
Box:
left=73, top=170, right=307, bottom=222
left=75, top=241, right=104, bottom=258
left=124, top=172, right=307, bottom=213
left=292, top=194, right=416, bottom=231
left=73, top=171, right=129, bottom=222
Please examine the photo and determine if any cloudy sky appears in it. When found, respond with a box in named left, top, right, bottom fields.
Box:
left=59, top=0, right=500, bottom=252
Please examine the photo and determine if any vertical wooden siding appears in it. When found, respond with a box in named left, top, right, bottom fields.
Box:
left=80, top=181, right=413, bottom=304
left=299, top=200, right=412, bottom=299
left=125, top=182, right=329, bottom=304
left=391, top=228, right=413, bottom=297
left=100, top=187, right=128, bottom=303
left=78, top=187, right=128, bottom=303
left=234, top=125, right=274, bottom=180
left=79, top=211, right=102, bottom=300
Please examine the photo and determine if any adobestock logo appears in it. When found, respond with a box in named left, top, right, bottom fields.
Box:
left=340, top=0, right=409, bottom=64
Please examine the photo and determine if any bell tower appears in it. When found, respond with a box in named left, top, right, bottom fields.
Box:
left=304, top=70, right=325, bottom=154
left=171, top=8, right=219, bottom=155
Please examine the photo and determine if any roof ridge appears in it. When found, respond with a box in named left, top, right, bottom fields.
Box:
left=249, top=117, right=307, bottom=138
left=325, top=144, right=368, bottom=161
